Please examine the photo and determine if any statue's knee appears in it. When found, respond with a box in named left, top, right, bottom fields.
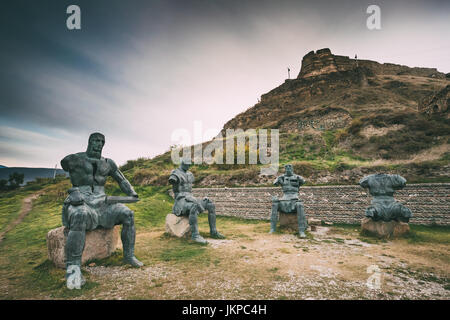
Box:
left=366, top=207, right=377, bottom=218
left=400, top=206, right=412, bottom=218
left=189, top=209, right=198, bottom=223
left=189, top=206, right=199, bottom=217
left=205, top=201, right=215, bottom=212
left=122, top=209, right=135, bottom=225
left=201, top=197, right=213, bottom=209
left=70, top=209, right=88, bottom=230
left=272, top=197, right=279, bottom=207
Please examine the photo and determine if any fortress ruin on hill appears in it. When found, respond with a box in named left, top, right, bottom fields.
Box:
left=297, top=48, right=445, bottom=79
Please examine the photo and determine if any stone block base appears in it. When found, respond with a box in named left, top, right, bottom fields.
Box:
left=308, top=218, right=322, bottom=226
left=165, top=213, right=192, bottom=238
left=47, top=226, right=120, bottom=269
left=279, top=213, right=298, bottom=231
left=361, top=217, right=410, bottom=239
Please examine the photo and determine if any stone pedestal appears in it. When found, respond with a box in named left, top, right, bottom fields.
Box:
left=308, top=218, right=321, bottom=226
left=47, top=226, right=120, bottom=269
left=361, top=217, right=410, bottom=239
left=165, top=213, right=192, bottom=238
left=279, top=213, right=298, bottom=231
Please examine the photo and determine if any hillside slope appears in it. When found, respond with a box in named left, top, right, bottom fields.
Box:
left=122, top=48, right=450, bottom=187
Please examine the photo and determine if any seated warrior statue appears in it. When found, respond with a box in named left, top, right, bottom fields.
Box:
left=270, top=164, right=307, bottom=238
left=359, top=173, right=412, bottom=222
left=61, top=132, right=143, bottom=289
left=169, top=159, right=225, bottom=244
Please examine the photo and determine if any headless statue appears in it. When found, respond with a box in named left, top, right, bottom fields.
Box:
left=359, top=173, right=412, bottom=222
left=270, top=164, right=307, bottom=238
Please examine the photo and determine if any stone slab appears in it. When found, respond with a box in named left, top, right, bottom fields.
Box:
left=308, top=218, right=322, bottom=226
left=47, top=226, right=120, bottom=269
left=361, top=217, right=410, bottom=239
left=279, top=213, right=298, bottom=231
left=165, top=213, right=192, bottom=238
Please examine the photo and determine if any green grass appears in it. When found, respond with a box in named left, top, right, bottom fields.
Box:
left=0, top=194, right=74, bottom=298
left=406, top=225, right=450, bottom=244
left=0, top=191, right=30, bottom=234
left=1, top=178, right=449, bottom=299
left=0, top=184, right=176, bottom=299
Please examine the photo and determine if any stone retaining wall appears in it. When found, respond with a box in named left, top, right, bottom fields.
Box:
left=171, top=184, right=449, bottom=225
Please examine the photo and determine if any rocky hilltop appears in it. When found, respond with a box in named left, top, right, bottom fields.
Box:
left=224, top=48, right=448, bottom=132
left=124, top=48, right=450, bottom=187
left=298, top=48, right=445, bottom=79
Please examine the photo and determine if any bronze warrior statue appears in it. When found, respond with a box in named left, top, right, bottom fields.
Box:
left=270, top=164, right=307, bottom=238
left=61, top=132, right=143, bottom=289
left=169, top=159, right=225, bottom=244
left=359, top=173, right=412, bottom=222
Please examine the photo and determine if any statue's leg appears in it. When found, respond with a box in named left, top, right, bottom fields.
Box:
left=397, top=203, right=412, bottom=223
left=202, top=198, right=225, bottom=239
left=65, top=206, right=89, bottom=289
left=188, top=205, right=208, bottom=244
left=365, top=206, right=377, bottom=220
left=296, top=201, right=307, bottom=238
left=270, top=198, right=279, bottom=233
left=112, top=204, right=143, bottom=267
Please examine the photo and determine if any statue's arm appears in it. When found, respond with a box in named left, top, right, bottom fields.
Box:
left=60, top=154, right=83, bottom=205
left=391, top=174, right=407, bottom=189
left=273, top=176, right=282, bottom=186
left=359, top=175, right=370, bottom=188
left=298, top=175, right=306, bottom=186
left=60, top=154, right=75, bottom=172
left=107, top=159, right=138, bottom=197
left=168, top=173, right=179, bottom=186
left=168, top=173, right=180, bottom=197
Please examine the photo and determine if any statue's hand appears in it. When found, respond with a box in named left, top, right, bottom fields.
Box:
left=68, top=187, right=84, bottom=206
left=130, top=191, right=139, bottom=198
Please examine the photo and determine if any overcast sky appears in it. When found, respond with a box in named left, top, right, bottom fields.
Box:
left=0, top=0, right=449, bottom=167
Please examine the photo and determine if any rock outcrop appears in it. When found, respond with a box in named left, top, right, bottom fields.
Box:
left=298, top=48, right=445, bottom=79
left=419, top=84, right=450, bottom=116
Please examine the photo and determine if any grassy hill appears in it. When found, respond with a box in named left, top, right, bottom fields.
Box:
left=119, top=51, right=450, bottom=188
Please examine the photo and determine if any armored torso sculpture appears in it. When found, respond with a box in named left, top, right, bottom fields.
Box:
left=61, top=133, right=143, bottom=289
left=169, top=160, right=225, bottom=244
left=359, top=173, right=412, bottom=222
left=270, top=164, right=307, bottom=238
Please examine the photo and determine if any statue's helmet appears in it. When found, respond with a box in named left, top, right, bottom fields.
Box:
left=180, top=157, right=192, bottom=169
left=285, top=164, right=293, bottom=175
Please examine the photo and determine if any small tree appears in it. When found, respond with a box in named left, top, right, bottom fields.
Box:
left=0, top=179, right=7, bottom=191
left=8, top=172, right=24, bottom=189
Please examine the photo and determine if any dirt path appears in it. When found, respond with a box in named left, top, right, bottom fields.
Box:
left=70, top=224, right=449, bottom=300
left=0, top=193, right=41, bottom=243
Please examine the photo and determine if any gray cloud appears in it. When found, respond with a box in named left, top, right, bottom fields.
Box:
left=0, top=0, right=449, bottom=167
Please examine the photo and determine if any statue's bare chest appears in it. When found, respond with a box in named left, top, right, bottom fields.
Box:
left=70, top=155, right=110, bottom=179
left=281, top=176, right=299, bottom=188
